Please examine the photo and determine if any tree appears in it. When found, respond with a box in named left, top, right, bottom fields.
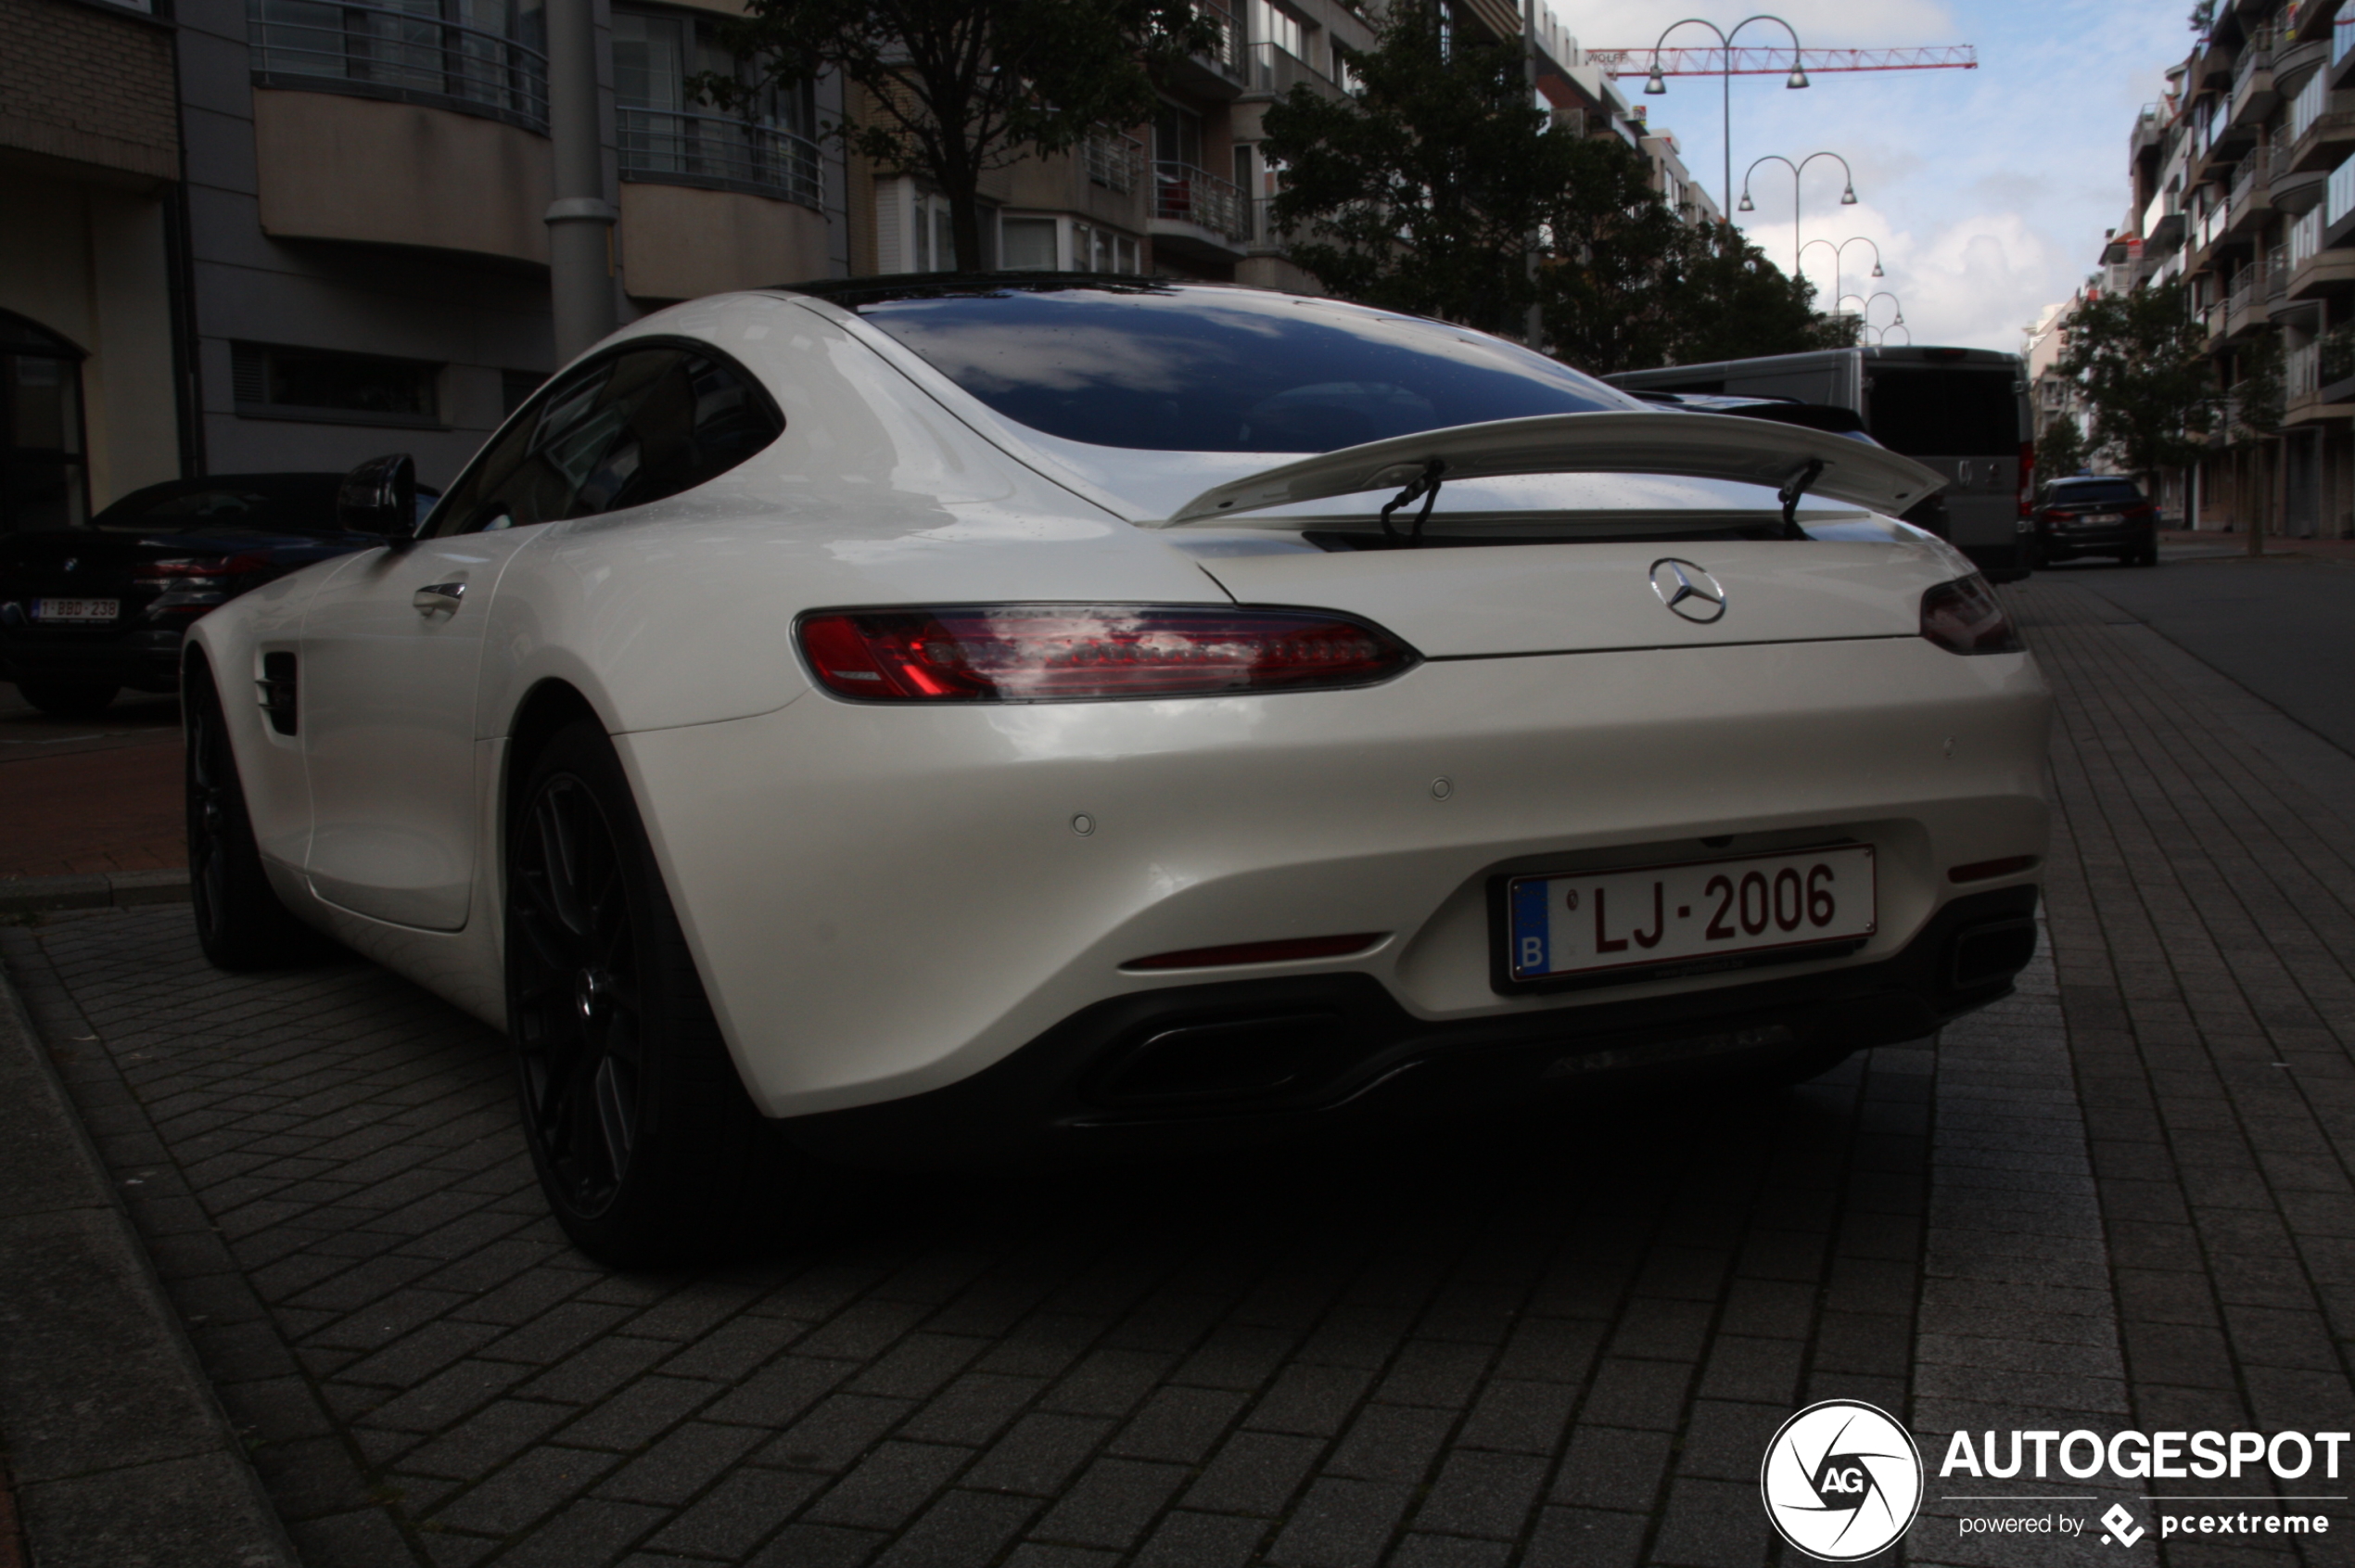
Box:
left=1261, top=0, right=1559, bottom=338
left=697, top=0, right=1211, bottom=270
left=2224, top=331, right=2284, bottom=551
left=2054, top=281, right=2215, bottom=493
left=1262, top=0, right=1847, bottom=371
left=1653, top=223, right=1857, bottom=367
left=2036, top=413, right=2090, bottom=481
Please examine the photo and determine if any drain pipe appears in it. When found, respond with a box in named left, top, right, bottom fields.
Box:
left=545, top=0, right=617, bottom=363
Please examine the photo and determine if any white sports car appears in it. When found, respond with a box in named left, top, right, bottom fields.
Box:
left=184, top=277, right=2049, bottom=1264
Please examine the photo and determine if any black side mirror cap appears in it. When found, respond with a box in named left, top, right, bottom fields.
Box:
left=337, top=453, right=417, bottom=536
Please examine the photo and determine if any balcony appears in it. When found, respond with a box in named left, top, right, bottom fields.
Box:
left=2283, top=80, right=2355, bottom=173
left=2224, top=154, right=2272, bottom=236
left=617, top=108, right=820, bottom=208
left=248, top=0, right=548, bottom=132
left=1171, top=3, right=1247, bottom=95
left=2225, top=37, right=2275, bottom=133
left=2328, top=149, right=2355, bottom=245
left=2145, top=184, right=2187, bottom=251
left=2273, top=137, right=2330, bottom=212
left=2223, top=268, right=2269, bottom=338
left=2334, top=13, right=2355, bottom=87
left=1151, top=159, right=1249, bottom=260
left=1243, top=42, right=1340, bottom=101
left=2291, top=198, right=2355, bottom=295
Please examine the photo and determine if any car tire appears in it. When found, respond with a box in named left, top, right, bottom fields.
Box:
left=506, top=719, right=810, bottom=1266
left=17, top=679, right=119, bottom=718
left=186, top=662, right=330, bottom=970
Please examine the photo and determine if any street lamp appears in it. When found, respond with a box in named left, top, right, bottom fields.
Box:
left=1739, top=151, right=1858, bottom=275
left=1643, top=14, right=1808, bottom=221
left=1861, top=290, right=1905, bottom=326
left=1799, top=236, right=1883, bottom=316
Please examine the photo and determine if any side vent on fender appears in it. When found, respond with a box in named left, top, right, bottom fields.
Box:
left=257, top=652, right=298, bottom=735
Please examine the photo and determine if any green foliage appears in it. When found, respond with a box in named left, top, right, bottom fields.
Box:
left=2036, top=413, right=2089, bottom=480
left=2054, top=281, right=2216, bottom=484
left=1262, top=0, right=1847, bottom=374
left=695, top=0, right=1211, bottom=270
left=2189, top=0, right=2216, bottom=35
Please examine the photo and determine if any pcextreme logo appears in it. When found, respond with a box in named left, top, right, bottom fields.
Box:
left=1760, top=1400, right=1926, bottom=1562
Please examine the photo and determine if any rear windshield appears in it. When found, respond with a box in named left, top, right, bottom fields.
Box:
left=845, top=282, right=1638, bottom=453
left=2044, top=478, right=2144, bottom=505
left=1866, top=367, right=2019, bottom=457
left=93, top=477, right=344, bottom=534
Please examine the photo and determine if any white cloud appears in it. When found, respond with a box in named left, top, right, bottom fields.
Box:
left=1555, top=0, right=1960, bottom=51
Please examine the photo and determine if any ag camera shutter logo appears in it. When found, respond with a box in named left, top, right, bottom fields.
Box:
left=1760, top=1399, right=1925, bottom=1561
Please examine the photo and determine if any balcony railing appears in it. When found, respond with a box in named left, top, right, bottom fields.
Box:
left=248, top=0, right=548, bottom=130
left=2269, top=242, right=2291, bottom=296
left=1193, top=3, right=1244, bottom=78
left=1152, top=160, right=1247, bottom=241
left=2231, top=154, right=2269, bottom=210
left=617, top=106, right=821, bottom=208
left=2332, top=149, right=2355, bottom=223
left=2293, top=65, right=2329, bottom=141
left=2290, top=340, right=2320, bottom=400
left=2337, top=15, right=2354, bottom=67
left=2232, top=28, right=2272, bottom=96
left=2197, top=192, right=2230, bottom=249
left=1086, top=132, right=1144, bottom=194
left=2293, top=204, right=2323, bottom=264
left=1245, top=41, right=1332, bottom=96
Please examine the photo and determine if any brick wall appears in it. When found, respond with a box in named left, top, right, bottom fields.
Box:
left=0, top=0, right=178, bottom=182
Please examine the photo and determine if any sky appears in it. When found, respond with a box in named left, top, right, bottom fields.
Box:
left=1555, top=0, right=2193, bottom=351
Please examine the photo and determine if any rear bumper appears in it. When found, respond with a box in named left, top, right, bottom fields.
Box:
left=2036, top=521, right=2152, bottom=559
left=783, top=884, right=2039, bottom=1169
left=0, top=622, right=186, bottom=691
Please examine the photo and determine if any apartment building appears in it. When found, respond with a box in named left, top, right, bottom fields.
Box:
left=1, top=0, right=187, bottom=522
left=2120, top=0, right=2355, bottom=536
left=843, top=0, right=1681, bottom=295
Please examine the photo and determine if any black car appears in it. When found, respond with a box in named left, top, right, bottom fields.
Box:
left=0, top=472, right=434, bottom=717
left=2030, top=476, right=2158, bottom=567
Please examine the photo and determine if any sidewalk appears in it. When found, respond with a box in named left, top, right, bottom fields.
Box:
left=2159, top=527, right=2355, bottom=563
left=0, top=692, right=184, bottom=882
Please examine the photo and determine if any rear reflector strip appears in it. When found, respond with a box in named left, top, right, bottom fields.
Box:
left=1122, top=934, right=1386, bottom=972
left=1947, top=855, right=2039, bottom=884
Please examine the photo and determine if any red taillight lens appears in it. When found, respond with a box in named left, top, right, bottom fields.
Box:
left=796, top=606, right=1419, bottom=702
left=2018, top=440, right=2035, bottom=517
left=133, top=552, right=267, bottom=587
left=1920, top=574, right=2023, bottom=655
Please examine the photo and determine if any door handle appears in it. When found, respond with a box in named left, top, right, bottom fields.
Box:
left=413, top=581, right=465, bottom=615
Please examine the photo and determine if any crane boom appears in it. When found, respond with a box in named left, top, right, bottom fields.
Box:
left=1585, top=45, right=1977, bottom=76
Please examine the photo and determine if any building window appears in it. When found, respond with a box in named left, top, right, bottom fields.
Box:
left=1000, top=216, right=1059, bottom=271
left=248, top=0, right=550, bottom=133
left=1071, top=223, right=1141, bottom=274
left=232, top=342, right=442, bottom=427
left=1, top=312, right=88, bottom=534
left=910, top=190, right=961, bottom=272
left=613, top=6, right=820, bottom=208
left=1249, top=0, right=1306, bottom=58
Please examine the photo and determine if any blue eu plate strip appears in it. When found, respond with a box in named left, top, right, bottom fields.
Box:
left=1510, top=878, right=1550, bottom=977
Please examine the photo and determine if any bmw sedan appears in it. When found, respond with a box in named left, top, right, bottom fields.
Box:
left=182, top=276, right=2051, bottom=1264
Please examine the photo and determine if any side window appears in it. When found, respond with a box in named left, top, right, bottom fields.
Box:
left=426, top=345, right=780, bottom=536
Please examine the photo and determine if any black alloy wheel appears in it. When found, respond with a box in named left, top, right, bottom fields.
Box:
left=185, top=662, right=325, bottom=969
left=505, top=719, right=807, bottom=1264
left=510, top=768, right=645, bottom=1219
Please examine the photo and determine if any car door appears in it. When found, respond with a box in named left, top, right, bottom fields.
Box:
left=299, top=344, right=761, bottom=929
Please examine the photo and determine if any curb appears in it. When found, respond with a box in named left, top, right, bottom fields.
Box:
left=0, top=869, right=189, bottom=916
left=0, top=962, right=299, bottom=1567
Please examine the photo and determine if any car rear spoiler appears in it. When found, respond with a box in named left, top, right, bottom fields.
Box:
left=1154, top=410, right=1945, bottom=525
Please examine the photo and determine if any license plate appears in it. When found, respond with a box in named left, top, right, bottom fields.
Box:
left=2079, top=512, right=2122, bottom=525
left=32, top=597, right=120, bottom=623
left=1504, top=845, right=1876, bottom=985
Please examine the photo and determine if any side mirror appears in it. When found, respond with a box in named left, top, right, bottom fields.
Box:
left=337, top=453, right=417, bottom=536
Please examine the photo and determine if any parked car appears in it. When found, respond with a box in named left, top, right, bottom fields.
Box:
left=183, top=276, right=2051, bottom=1264
left=0, top=473, right=438, bottom=717
left=2029, top=475, right=2158, bottom=567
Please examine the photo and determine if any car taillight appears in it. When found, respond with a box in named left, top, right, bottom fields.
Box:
left=797, top=605, right=1419, bottom=702
left=2018, top=440, right=2034, bottom=518
left=133, top=552, right=266, bottom=588
left=1920, top=575, right=2023, bottom=655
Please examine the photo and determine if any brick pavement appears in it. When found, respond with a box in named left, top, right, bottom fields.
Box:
left=0, top=577, right=2349, bottom=1566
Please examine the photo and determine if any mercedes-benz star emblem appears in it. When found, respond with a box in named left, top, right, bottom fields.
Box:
left=1649, top=558, right=1726, bottom=623
left=62, top=557, right=79, bottom=573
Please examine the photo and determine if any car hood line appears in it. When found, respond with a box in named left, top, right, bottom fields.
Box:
left=1157, top=412, right=1947, bottom=526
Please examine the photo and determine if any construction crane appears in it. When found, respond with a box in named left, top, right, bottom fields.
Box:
left=1584, top=46, right=1977, bottom=76
left=1580, top=42, right=1978, bottom=230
